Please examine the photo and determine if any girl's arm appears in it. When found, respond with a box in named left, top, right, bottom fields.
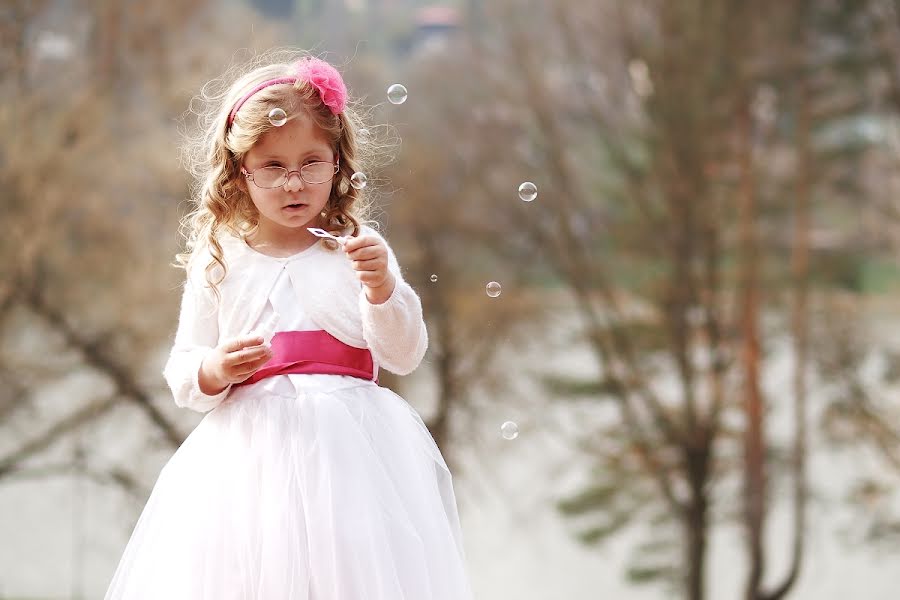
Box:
left=162, top=273, right=233, bottom=412
left=356, top=233, right=428, bottom=376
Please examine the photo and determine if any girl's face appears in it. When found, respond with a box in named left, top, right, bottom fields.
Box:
left=241, top=114, right=337, bottom=240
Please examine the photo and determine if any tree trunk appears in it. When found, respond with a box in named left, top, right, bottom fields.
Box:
left=737, top=93, right=767, bottom=600
left=684, top=440, right=711, bottom=600
left=762, top=49, right=811, bottom=600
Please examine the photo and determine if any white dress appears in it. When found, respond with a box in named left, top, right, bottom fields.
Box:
left=105, top=250, right=473, bottom=600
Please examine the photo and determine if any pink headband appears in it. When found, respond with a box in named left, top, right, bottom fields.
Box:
left=226, top=58, right=347, bottom=127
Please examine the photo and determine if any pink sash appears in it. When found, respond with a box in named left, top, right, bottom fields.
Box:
left=235, top=330, right=376, bottom=386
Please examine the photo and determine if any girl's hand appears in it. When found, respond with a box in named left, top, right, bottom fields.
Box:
left=198, top=336, right=273, bottom=394
left=344, top=235, right=396, bottom=304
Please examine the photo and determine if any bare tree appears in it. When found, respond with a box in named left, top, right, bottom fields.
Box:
left=0, top=0, right=281, bottom=491
left=387, top=0, right=900, bottom=598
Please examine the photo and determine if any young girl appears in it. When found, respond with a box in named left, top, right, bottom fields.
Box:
left=105, top=51, right=473, bottom=600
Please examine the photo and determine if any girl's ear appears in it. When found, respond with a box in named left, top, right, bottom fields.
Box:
left=233, top=169, right=249, bottom=194
left=232, top=157, right=249, bottom=192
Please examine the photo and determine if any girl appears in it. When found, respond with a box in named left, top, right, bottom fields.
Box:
left=105, top=51, right=473, bottom=600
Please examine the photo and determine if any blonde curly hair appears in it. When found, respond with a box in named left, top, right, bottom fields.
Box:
left=178, top=49, right=383, bottom=299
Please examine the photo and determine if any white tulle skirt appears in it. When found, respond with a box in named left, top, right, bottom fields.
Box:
left=105, top=374, right=472, bottom=600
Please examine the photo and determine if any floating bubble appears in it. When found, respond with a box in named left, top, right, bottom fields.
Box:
left=518, top=181, right=538, bottom=202
left=486, top=281, right=502, bottom=298
left=268, top=107, right=287, bottom=127
left=358, top=128, right=371, bottom=143
left=387, top=83, right=408, bottom=105
left=501, top=421, right=519, bottom=440
left=430, top=274, right=438, bottom=283
left=350, top=172, right=368, bottom=190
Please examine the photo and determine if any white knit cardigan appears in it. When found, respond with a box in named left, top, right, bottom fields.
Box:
left=162, top=226, right=428, bottom=413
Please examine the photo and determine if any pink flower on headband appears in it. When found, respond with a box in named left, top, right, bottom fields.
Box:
left=295, top=58, right=347, bottom=115
left=226, top=57, right=348, bottom=127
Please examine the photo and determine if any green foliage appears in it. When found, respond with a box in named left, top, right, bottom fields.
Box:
left=540, top=374, right=623, bottom=398
left=626, top=564, right=679, bottom=585
left=557, top=483, right=619, bottom=516
left=625, top=535, right=681, bottom=587
left=811, top=249, right=868, bottom=291
left=576, top=521, right=629, bottom=546
left=556, top=482, right=646, bottom=547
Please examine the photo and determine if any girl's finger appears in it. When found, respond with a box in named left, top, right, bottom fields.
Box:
left=346, top=245, right=383, bottom=261
left=228, top=346, right=271, bottom=367
left=223, top=336, right=264, bottom=353
left=251, top=353, right=273, bottom=369
left=342, top=235, right=373, bottom=253
left=345, top=236, right=384, bottom=255
left=352, top=258, right=384, bottom=272
left=233, top=367, right=259, bottom=380
left=232, top=357, right=268, bottom=378
left=235, top=355, right=273, bottom=379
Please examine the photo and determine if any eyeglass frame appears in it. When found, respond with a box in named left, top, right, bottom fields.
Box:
left=240, top=159, right=340, bottom=189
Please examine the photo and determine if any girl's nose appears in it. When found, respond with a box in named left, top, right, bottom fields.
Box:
left=284, top=171, right=304, bottom=192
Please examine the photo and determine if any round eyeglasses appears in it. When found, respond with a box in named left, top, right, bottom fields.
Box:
left=241, top=161, right=339, bottom=189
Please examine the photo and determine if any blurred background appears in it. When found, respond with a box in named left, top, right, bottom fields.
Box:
left=2, top=0, right=900, bottom=598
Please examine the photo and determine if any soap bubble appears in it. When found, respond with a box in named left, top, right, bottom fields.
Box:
left=430, top=274, right=438, bottom=283
left=358, top=128, right=371, bottom=143
left=486, top=281, right=502, bottom=298
left=501, top=421, right=519, bottom=440
left=268, top=107, right=287, bottom=127
left=518, top=181, right=538, bottom=202
left=350, top=172, right=368, bottom=190
left=387, top=84, right=408, bottom=105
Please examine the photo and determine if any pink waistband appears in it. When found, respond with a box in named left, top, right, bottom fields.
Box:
left=235, top=330, right=376, bottom=386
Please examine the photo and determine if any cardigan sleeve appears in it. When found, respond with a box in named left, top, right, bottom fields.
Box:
left=358, top=229, right=428, bottom=376
left=162, top=268, right=232, bottom=413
